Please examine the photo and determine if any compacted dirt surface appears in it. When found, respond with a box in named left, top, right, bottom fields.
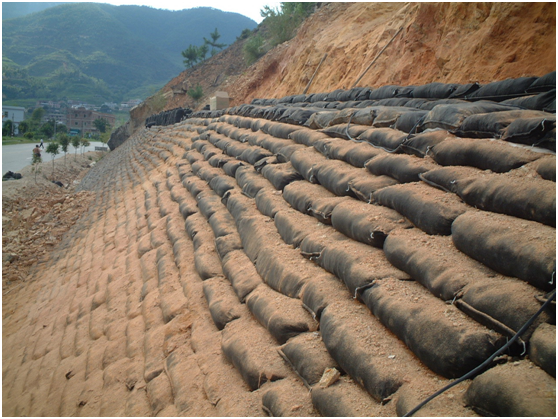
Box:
left=2, top=2, right=556, bottom=417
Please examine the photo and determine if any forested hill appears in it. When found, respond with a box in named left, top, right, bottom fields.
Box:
left=2, top=3, right=257, bottom=105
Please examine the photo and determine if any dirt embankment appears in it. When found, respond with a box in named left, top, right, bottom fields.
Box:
left=137, top=1, right=554, bottom=120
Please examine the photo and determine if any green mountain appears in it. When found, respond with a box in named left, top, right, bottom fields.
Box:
left=2, top=3, right=257, bottom=105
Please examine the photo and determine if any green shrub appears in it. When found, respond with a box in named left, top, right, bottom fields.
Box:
left=243, top=35, right=265, bottom=65
left=261, top=2, right=316, bottom=47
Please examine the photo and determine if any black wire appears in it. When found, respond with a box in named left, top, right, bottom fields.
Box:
left=403, top=288, right=556, bottom=417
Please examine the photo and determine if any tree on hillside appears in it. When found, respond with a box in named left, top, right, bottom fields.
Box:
left=187, top=84, right=204, bottom=107
left=204, top=28, right=227, bottom=56
left=260, top=2, right=316, bottom=46
left=93, top=118, right=110, bottom=133
left=58, top=133, right=70, bottom=165
left=182, top=44, right=200, bottom=68
left=71, top=136, right=81, bottom=160
left=80, top=138, right=90, bottom=155
left=2, top=120, right=14, bottom=137
left=31, top=107, right=45, bottom=123
left=46, top=142, right=59, bottom=177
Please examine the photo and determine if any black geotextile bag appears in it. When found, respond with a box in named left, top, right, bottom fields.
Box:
left=465, top=76, right=539, bottom=101
left=259, top=134, right=295, bottom=154
left=223, top=190, right=257, bottom=222
left=394, top=110, right=428, bottom=133
left=276, top=143, right=307, bottom=163
left=288, top=128, right=331, bottom=147
left=347, top=175, right=399, bottom=203
left=313, top=137, right=354, bottom=160
left=278, top=333, right=340, bottom=386
left=399, top=130, right=452, bottom=157
left=368, top=85, right=400, bottom=100
left=299, top=228, right=349, bottom=258
left=319, top=304, right=404, bottom=401
left=316, top=239, right=409, bottom=295
left=419, top=102, right=517, bottom=131
left=235, top=166, right=275, bottom=198
left=202, top=276, right=244, bottom=330
left=221, top=250, right=263, bottom=302
left=312, top=160, right=365, bottom=197
left=356, top=127, right=408, bottom=151
left=277, top=108, right=318, bottom=126
left=245, top=284, right=317, bottom=344
left=208, top=210, right=237, bottom=238
left=528, top=323, right=556, bottom=377
left=535, top=156, right=556, bottom=182
left=429, top=136, right=543, bottom=173
left=452, top=211, right=556, bottom=291
left=311, top=378, right=382, bottom=417
left=262, top=379, right=315, bottom=417
left=465, top=362, right=556, bottom=417
left=261, top=162, right=304, bottom=191
left=320, top=124, right=372, bottom=141
left=196, top=190, right=223, bottom=220
left=372, top=182, right=469, bottom=236
left=330, top=199, right=412, bottom=248
left=208, top=175, right=236, bottom=197
left=214, top=233, right=243, bottom=260
left=289, top=148, right=327, bottom=183
left=361, top=279, right=504, bottom=379
left=365, top=153, right=438, bottom=183
left=238, top=147, right=274, bottom=165
left=383, top=229, right=549, bottom=338
left=372, top=107, right=421, bottom=128
left=500, top=115, right=556, bottom=147
left=221, top=317, right=289, bottom=391
left=308, top=196, right=352, bottom=224
left=282, top=180, right=339, bottom=215
left=412, top=82, right=460, bottom=99
left=448, top=172, right=556, bottom=227
left=527, top=71, right=556, bottom=93
left=342, top=142, right=385, bottom=167
left=452, top=109, right=552, bottom=138
left=222, top=160, right=244, bottom=177
left=274, top=209, right=324, bottom=248
left=305, top=110, right=342, bottom=129
left=254, top=188, right=289, bottom=218
left=262, top=121, right=301, bottom=139
left=501, top=89, right=556, bottom=111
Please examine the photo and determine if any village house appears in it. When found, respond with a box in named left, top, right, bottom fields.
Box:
left=66, top=107, right=116, bottom=135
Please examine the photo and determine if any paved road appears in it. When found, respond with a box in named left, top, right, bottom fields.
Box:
left=2, top=141, right=106, bottom=174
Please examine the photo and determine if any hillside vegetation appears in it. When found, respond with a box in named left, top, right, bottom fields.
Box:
left=2, top=3, right=257, bottom=105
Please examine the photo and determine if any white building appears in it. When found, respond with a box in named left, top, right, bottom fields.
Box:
left=2, top=106, right=25, bottom=135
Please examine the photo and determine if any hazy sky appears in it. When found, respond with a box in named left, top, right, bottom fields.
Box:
left=98, top=0, right=281, bottom=23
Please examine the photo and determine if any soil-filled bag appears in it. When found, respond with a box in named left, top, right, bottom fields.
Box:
left=223, top=190, right=256, bottom=222
left=300, top=272, right=348, bottom=320
left=183, top=175, right=208, bottom=198
left=361, top=279, right=504, bottom=378
left=305, top=110, right=344, bottom=129
left=316, top=239, right=410, bottom=295
left=202, top=276, right=244, bottom=330
left=208, top=175, right=236, bottom=197
left=236, top=214, right=279, bottom=263
left=347, top=175, right=399, bottom=203
left=319, top=303, right=404, bottom=401
left=420, top=102, right=517, bottom=131
left=261, top=162, right=304, bottom=191
left=383, top=229, right=549, bottom=338
left=299, top=228, right=349, bottom=258
left=356, top=127, right=407, bottom=151
left=331, top=200, right=412, bottom=248
left=429, top=136, right=543, bottom=172
left=450, top=172, right=556, bottom=226
left=208, top=210, right=237, bottom=238
left=372, top=107, right=422, bottom=128
left=278, top=333, right=339, bottom=386
left=254, top=188, right=289, bottom=218
left=453, top=109, right=552, bottom=138
left=464, top=76, right=538, bottom=101
left=221, top=317, right=289, bottom=391
left=413, top=82, right=460, bottom=99
left=276, top=144, right=307, bottom=163
left=261, top=379, right=315, bottom=417
left=465, top=361, right=556, bottom=417
left=312, top=160, right=365, bottom=197
left=222, top=160, right=244, bottom=177
left=289, top=148, right=327, bottom=183
left=526, top=71, right=556, bottom=93
left=399, top=130, right=452, bottom=157
left=319, top=124, right=371, bottom=140
left=501, top=89, right=556, bottom=111
left=235, top=166, right=274, bottom=198
left=221, top=250, right=263, bottom=302
left=372, top=182, right=469, bottom=235
left=394, top=110, right=428, bottom=133
left=368, top=85, right=400, bottom=100
left=500, top=115, right=556, bottom=147
left=308, top=196, right=351, bottom=224
left=282, top=180, right=338, bottom=215
left=261, top=121, right=301, bottom=139
left=207, top=153, right=235, bottom=169
left=239, top=147, right=274, bottom=165
left=452, top=211, right=556, bottom=291
left=528, top=323, right=556, bottom=377
left=535, top=156, right=556, bottom=182
left=214, top=233, right=243, bottom=260
left=311, top=377, right=382, bottom=417
left=274, top=209, right=325, bottom=248
left=418, top=165, right=486, bottom=193
left=365, top=154, right=438, bottom=183
left=289, top=128, right=331, bottom=147
left=196, top=190, right=223, bottom=220
left=246, top=284, right=317, bottom=344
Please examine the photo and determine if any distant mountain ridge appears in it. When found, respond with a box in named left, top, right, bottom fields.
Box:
left=2, top=3, right=257, bottom=105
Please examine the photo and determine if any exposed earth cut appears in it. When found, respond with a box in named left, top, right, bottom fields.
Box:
left=2, top=2, right=556, bottom=417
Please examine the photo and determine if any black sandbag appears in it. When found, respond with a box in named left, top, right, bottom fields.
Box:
left=453, top=109, right=552, bottom=138
left=361, top=279, right=504, bottom=378
left=273, top=209, right=324, bottom=248
left=365, top=153, right=438, bottom=183
left=276, top=143, right=307, bottom=163
left=305, top=110, right=342, bottom=129
left=412, top=82, right=460, bottom=99
left=528, top=323, right=556, bottom=377
left=319, top=124, right=370, bottom=140
left=261, top=162, right=304, bottom=191
left=452, top=211, right=556, bottom=291
left=501, top=89, right=556, bottom=111
left=465, top=76, right=538, bottom=101
left=245, top=285, right=317, bottom=344
left=239, top=147, right=274, bottom=165
left=319, top=303, right=404, bottom=401
left=263, top=121, right=301, bottom=139
left=208, top=210, right=237, bottom=238
left=356, top=127, right=407, bottom=151
left=202, top=276, right=244, bottom=330
left=254, top=188, right=289, bottom=218
left=196, top=190, right=223, bottom=220
left=500, top=115, right=556, bottom=146
left=235, top=166, right=274, bottom=198
left=372, top=182, right=469, bottom=235
left=394, top=110, right=428, bottom=133
left=331, top=199, right=412, bottom=248
left=312, top=160, right=363, bottom=197
left=289, top=128, right=331, bottom=147
left=420, top=102, right=517, bottom=131
left=289, top=148, right=327, bottom=183
left=300, top=273, right=348, bottom=320
left=527, top=71, right=556, bottom=93
left=261, top=379, right=316, bottom=417
left=282, top=180, right=338, bottom=215
left=214, top=233, right=243, bottom=260
left=178, top=198, right=198, bottom=220
left=221, top=317, right=289, bottom=391
left=418, top=165, right=484, bottom=193
left=223, top=190, right=256, bottom=221
left=535, top=156, right=556, bottom=182
left=222, top=160, right=245, bottom=178
left=209, top=175, right=236, bottom=197
left=347, top=176, right=399, bottom=203
left=308, top=196, right=351, bottom=224
left=399, top=130, right=452, bottom=157
left=343, top=142, right=385, bottom=167
left=207, top=152, right=234, bottom=168
left=221, top=250, right=263, bottom=302
left=299, top=228, right=349, bottom=257
left=368, top=85, right=400, bottom=100
left=279, top=333, right=339, bottom=386
left=429, top=136, right=543, bottom=172
left=183, top=176, right=208, bottom=198
left=448, top=82, right=480, bottom=98
left=465, top=361, right=556, bottom=417
left=376, top=97, right=411, bottom=106
left=372, top=107, right=421, bottom=128
left=236, top=214, right=279, bottom=263
left=316, top=239, right=410, bottom=295
left=450, top=172, right=556, bottom=226
left=313, top=137, right=355, bottom=160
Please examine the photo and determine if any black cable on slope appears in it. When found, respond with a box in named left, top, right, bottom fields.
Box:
left=404, top=288, right=556, bottom=417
